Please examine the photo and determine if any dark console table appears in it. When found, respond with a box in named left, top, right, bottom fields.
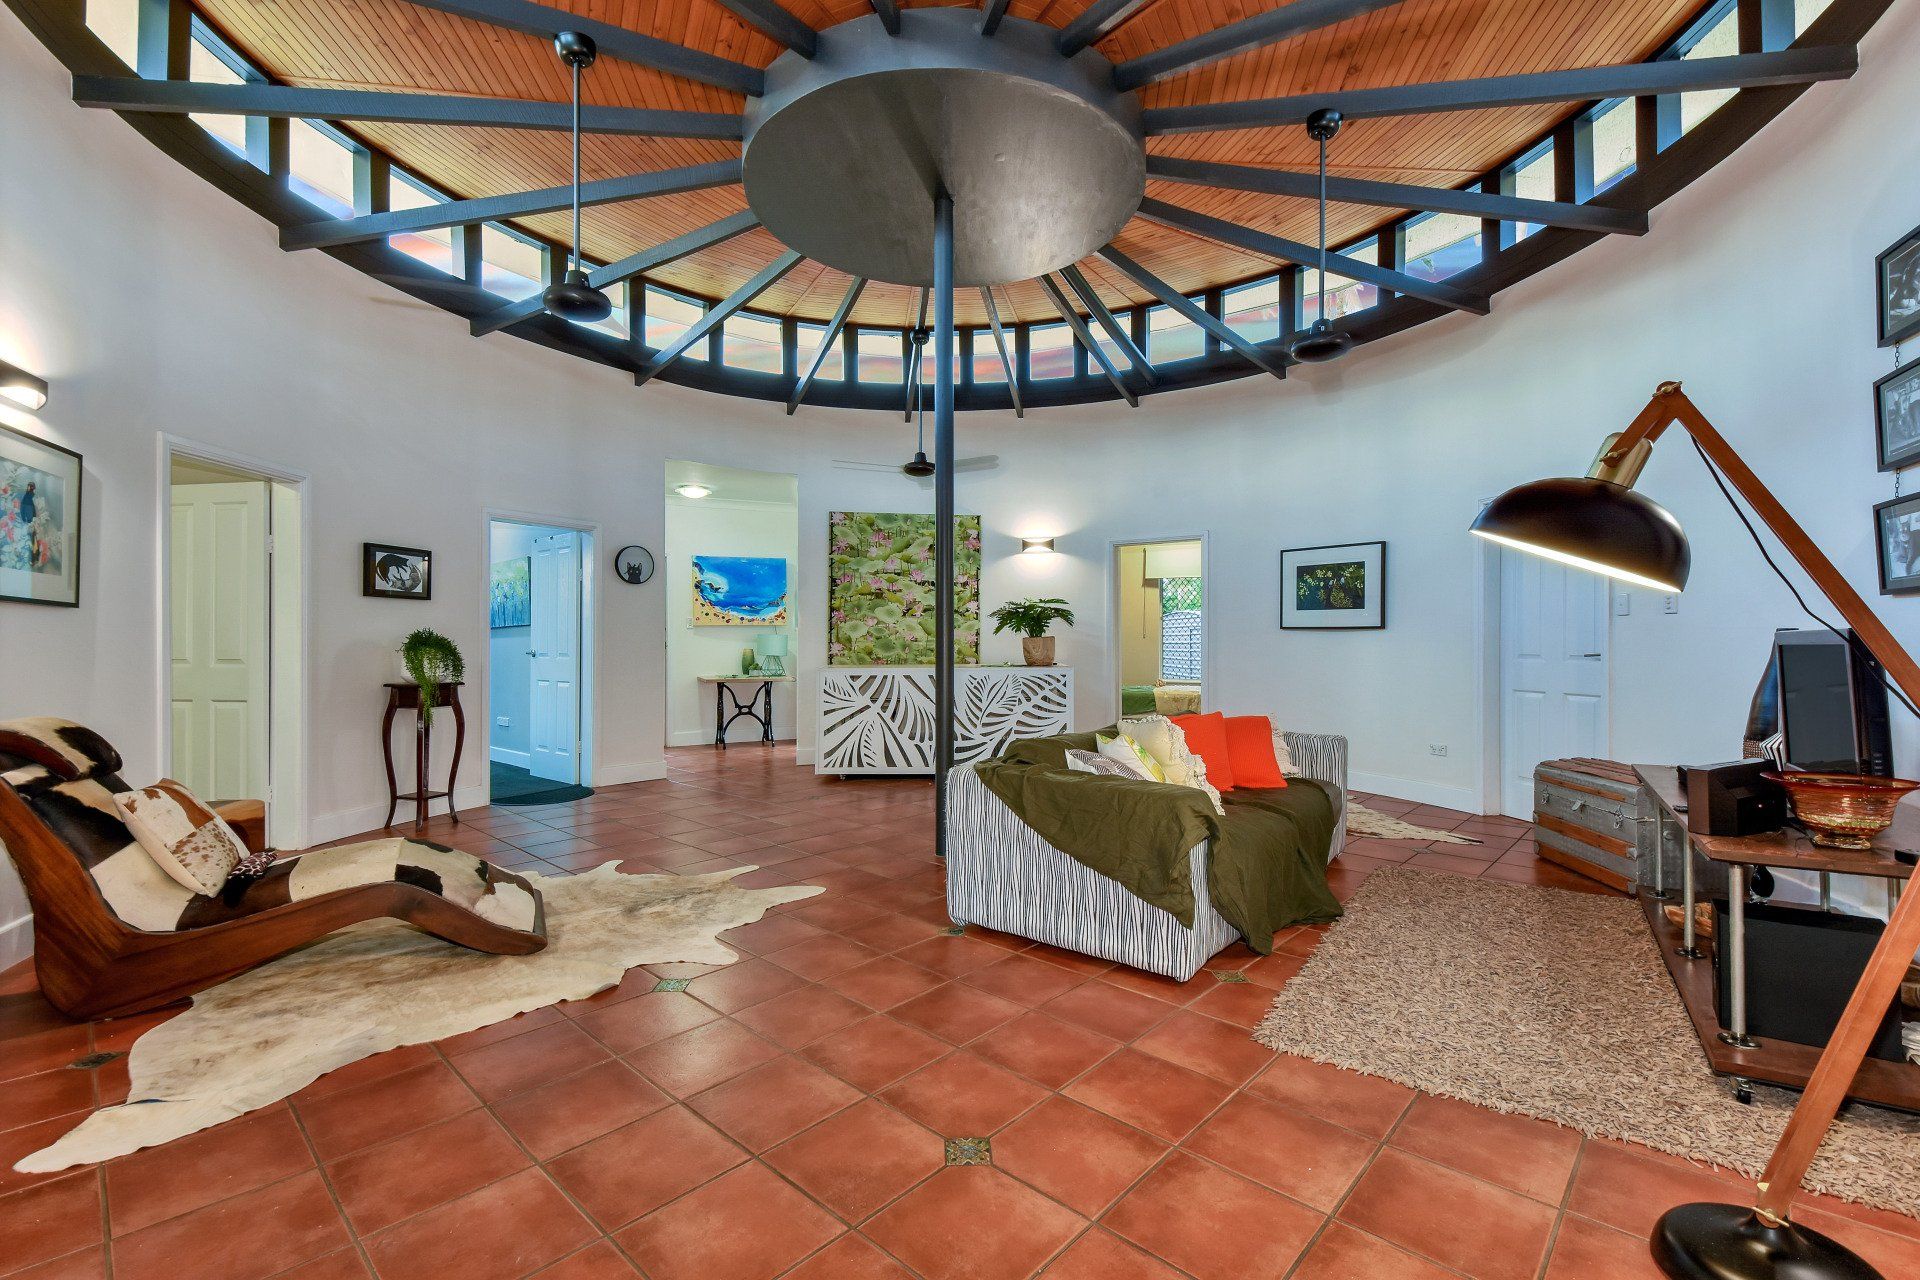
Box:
left=382, top=681, right=465, bottom=829
left=1635, top=764, right=1918, bottom=1110
left=697, top=675, right=791, bottom=747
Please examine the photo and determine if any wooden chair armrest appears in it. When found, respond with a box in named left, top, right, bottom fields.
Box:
left=212, top=799, right=268, bottom=853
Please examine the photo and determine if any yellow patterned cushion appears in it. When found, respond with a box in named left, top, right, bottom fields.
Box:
left=1095, top=732, right=1165, bottom=782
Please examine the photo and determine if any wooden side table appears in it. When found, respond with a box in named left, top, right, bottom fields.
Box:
left=382, top=681, right=465, bottom=829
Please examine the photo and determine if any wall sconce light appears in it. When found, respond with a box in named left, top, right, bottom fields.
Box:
left=0, top=358, right=48, bottom=412
left=672, top=483, right=712, bottom=500
left=1020, top=537, right=1055, bottom=555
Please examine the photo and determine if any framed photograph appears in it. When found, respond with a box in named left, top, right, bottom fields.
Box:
left=1877, top=356, right=1920, bottom=471
left=1879, top=223, right=1920, bottom=348
left=363, top=542, right=432, bottom=600
left=1874, top=495, right=1920, bottom=594
left=1281, top=541, right=1386, bottom=630
left=0, top=423, right=81, bottom=608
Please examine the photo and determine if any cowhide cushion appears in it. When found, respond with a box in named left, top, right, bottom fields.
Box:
left=113, top=780, right=252, bottom=895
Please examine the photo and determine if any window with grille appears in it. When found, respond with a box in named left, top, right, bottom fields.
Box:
left=1159, top=576, right=1202, bottom=682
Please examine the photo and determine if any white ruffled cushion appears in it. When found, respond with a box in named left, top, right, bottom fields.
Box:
left=1117, top=714, right=1226, bottom=815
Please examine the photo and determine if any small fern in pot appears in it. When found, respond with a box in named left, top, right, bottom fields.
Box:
left=401, top=628, right=465, bottom=726
left=988, top=598, right=1075, bottom=666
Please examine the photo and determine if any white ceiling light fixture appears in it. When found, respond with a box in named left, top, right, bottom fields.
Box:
left=673, top=483, right=713, bottom=499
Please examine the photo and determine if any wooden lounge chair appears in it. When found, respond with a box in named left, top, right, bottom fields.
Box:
left=0, top=718, right=546, bottom=1020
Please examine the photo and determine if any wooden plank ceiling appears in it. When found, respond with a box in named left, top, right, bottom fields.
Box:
left=192, top=0, right=1704, bottom=327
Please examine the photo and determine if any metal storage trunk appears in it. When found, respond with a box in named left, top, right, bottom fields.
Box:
left=1533, top=758, right=1672, bottom=896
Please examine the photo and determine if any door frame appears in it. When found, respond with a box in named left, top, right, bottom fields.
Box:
left=1106, top=533, right=1210, bottom=724
left=482, top=509, right=598, bottom=796
left=154, top=433, right=311, bottom=849
left=1475, top=534, right=1616, bottom=818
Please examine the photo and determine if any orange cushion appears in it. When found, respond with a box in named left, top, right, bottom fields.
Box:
left=1223, top=715, right=1288, bottom=790
left=1171, top=712, right=1235, bottom=792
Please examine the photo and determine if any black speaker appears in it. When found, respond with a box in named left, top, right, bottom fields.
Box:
left=1684, top=760, right=1786, bottom=837
left=1712, top=899, right=1907, bottom=1062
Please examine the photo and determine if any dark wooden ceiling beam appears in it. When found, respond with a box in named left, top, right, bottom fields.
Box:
left=1113, top=0, right=1409, bottom=92
left=1059, top=264, right=1155, bottom=382
left=72, top=76, right=744, bottom=139
left=1139, top=197, right=1489, bottom=313
left=870, top=0, right=902, bottom=36
left=473, top=209, right=761, bottom=335
left=979, top=0, right=1011, bottom=37
left=1144, top=45, right=1858, bottom=133
left=283, top=159, right=742, bottom=250
left=1094, top=244, right=1288, bottom=379
left=637, top=250, right=805, bottom=385
left=710, top=0, right=817, bottom=58
left=1055, top=0, right=1156, bottom=57
left=789, top=276, right=867, bottom=413
left=979, top=287, right=1022, bottom=416
left=1036, top=273, right=1139, bottom=407
left=1145, top=155, right=1647, bottom=235
left=397, top=0, right=764, bottom=95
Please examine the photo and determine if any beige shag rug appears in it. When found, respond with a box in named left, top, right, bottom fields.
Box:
left=18, top=863, right=819, bottom=1173
left=1345, top=800, right=1481, bottom=844
left=1254, top=866, right=1920, bottom=1215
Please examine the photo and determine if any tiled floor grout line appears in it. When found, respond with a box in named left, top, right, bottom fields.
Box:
left=1533, top=1137, right=1596, bottom=1280
left=288, top=1064, right=416, bottom=1280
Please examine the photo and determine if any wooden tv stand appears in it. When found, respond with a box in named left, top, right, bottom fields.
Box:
left=1634, top=765, right=1920, bottom=1111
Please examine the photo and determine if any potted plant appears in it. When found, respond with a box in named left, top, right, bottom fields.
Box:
left=400, top=628, right=465, bottom=726
left=989, top=597, right=1075, bottom=667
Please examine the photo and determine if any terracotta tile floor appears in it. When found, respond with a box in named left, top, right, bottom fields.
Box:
left=4, top=745, right=1919, bottom=1280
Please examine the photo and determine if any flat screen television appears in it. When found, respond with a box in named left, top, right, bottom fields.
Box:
left=1744, top=628, right=1892, bottom=776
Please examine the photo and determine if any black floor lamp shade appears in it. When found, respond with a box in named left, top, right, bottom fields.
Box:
left=1471, top=476, right=1691, bottom=593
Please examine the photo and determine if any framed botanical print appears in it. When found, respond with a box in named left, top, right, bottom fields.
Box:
left=1878, top=222, right=1920, bottom=348
left=1281, top=541, right=1386, bottom=630
left=1874, top=494, right=1920, bottom=594
left=1876, top=355, right=1920, bottom=471
left=0, top=423, right=81, bottom=608
left=363, top=542, right=432, bottom=600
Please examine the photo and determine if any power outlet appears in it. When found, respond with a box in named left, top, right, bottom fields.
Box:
left=1613, top=591, right=1631, bottom=617
left=1428, top=744, right=1449, bottom=758
left=496, top=716, right=511, bottom=728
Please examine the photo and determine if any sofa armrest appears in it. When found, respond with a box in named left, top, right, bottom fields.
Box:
left=1281, top=732, right=1348, bottom=793
left=213, top=799, right=268, bottom=853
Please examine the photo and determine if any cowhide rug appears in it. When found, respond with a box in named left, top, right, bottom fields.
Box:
left=18, top=863, right=820, bottom=1172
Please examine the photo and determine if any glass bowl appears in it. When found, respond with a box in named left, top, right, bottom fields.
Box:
left=1760, top=771, right=1920, bottom=850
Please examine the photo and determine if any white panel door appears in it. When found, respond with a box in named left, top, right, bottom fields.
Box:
left=528, top=532, right=581, bottom=783
left=170, top=481, right=270, bottom=803
left=1500, top=552, right=1610, bottom=817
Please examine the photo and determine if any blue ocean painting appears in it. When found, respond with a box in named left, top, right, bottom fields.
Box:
left=692, top=555, right=789, bottom=625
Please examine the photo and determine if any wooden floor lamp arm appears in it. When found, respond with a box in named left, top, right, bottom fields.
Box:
left=1620, top=383, right=1920, bottom=1224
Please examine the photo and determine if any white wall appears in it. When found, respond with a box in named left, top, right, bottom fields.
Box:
left=665, top=492, right=800, bottom=745
left=486, top=520, right=539, bottom=765
left=5, top=1, right=1920, bottom=964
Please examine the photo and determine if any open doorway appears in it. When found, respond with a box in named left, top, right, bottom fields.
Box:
left=487, top=518, right=594, bottom=805
left=1490, top=547, right=1611, bottom=817
left=664, top=462, right=798, bottom=751
left=1113, top=539, right=1205, bottom=718
left=164, top=447, right=305, bottom=848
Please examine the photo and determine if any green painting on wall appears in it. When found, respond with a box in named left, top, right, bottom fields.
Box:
left=828, top=511, right=982, bottom=665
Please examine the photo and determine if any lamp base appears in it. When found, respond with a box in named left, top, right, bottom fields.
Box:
left=1651, top=1203, right=1883, bottom=1280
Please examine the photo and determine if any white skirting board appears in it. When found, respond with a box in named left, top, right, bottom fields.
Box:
left=1346, top=770, right=1482, bottom=814
left=488, top=746, right=530, bottom=768
left=0, top=914, right=30, bottom=972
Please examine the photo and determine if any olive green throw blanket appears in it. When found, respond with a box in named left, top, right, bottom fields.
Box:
left=974, top=732, right=1342, bottom=953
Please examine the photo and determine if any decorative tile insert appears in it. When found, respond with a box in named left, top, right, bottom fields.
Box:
left=1211, top=970, right=1249, bottom=984
left=653, top=978, right=693, bottom=993
left=943, top=926, right=967, bottom=937
left=67, top=1051, right=125, bottom=1070
left=944, top=1136, right=992, bottom=1167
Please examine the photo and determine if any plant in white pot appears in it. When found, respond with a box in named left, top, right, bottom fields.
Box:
left=989, top=598, right=1075, bottom=667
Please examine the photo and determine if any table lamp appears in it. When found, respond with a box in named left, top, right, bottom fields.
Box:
left=753, top=632, right=789, bottom=677
left=1470, top=382, right=1916, bottom=1280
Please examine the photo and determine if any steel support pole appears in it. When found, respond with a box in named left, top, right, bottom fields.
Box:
left=933, top=189, right=956, bottom=860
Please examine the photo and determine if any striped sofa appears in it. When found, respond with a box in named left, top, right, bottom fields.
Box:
left=946, top=731, right=1348, bottom=980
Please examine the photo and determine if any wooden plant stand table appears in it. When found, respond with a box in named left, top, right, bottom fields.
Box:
left=382, top=681, right=465, bottom=829
left=1635, top=764, right=1920, bottom=1111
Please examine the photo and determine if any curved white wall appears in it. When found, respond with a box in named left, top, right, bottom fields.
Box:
left=4, top=3, right=1920, bottom=959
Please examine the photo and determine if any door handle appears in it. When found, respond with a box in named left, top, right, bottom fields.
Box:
left=526, top=650, right=537, bottom=657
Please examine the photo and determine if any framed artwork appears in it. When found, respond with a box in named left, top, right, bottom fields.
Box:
left=1875, top=495, right=1920, bottom=594
left=363, top=542, right=432, bottom=600
left=489, top=556, right=530, bottom=627
left=0, top=424, right=81, bottom=608
left=1876, top=356, right=1920, bottom=472
left=828, top=511, right=982, bottom=664
left=1878, top=223, right=1920, bottom=348
left=1281, top=541, right=1386, bottom=630
left=692, top=555, right=790, bottom=625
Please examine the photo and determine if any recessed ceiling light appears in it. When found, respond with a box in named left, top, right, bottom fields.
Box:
left=674, top=483, right=713, bottom=499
